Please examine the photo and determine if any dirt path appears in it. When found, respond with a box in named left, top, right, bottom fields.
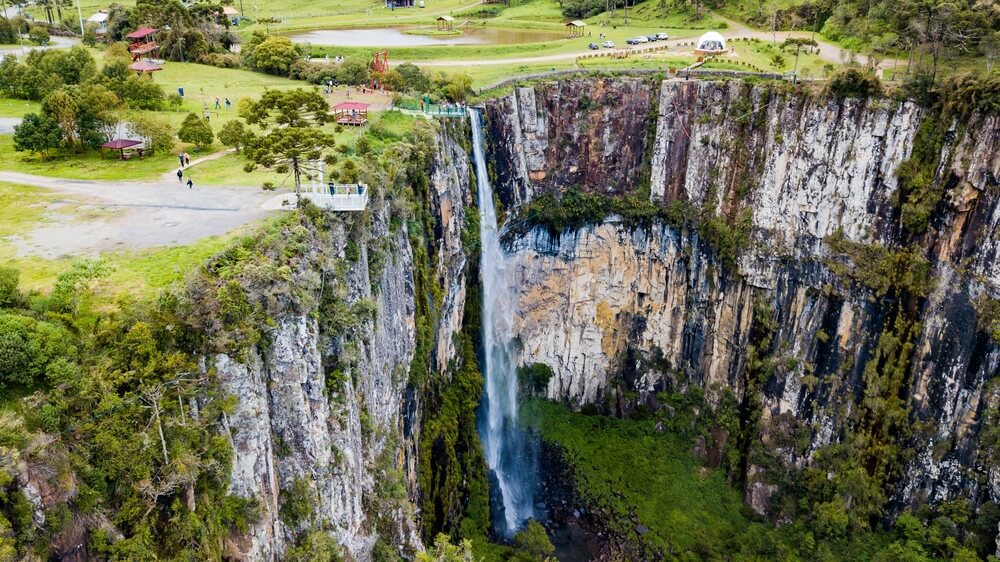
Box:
left=0, top=168, right=280, bottom=258
left=159, top=148, right=237, bottom=182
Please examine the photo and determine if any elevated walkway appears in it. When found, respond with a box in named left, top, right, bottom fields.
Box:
left=263, top=184, right=369, bottom=212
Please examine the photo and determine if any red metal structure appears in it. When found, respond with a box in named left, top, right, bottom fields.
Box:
left=126, top=27, right=158, bottom=61
left=371, top=50, right=389, bottom=90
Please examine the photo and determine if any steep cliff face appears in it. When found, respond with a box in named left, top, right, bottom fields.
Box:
left=216, top=122, right=473, bottom=561
left=484, top=79, right=1000, bottom=520
left=485, top=78, right=653, bottom=209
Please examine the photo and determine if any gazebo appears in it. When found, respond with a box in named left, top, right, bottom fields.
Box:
left=128, top=60, right=163, bottom=76
left=99, top=139, right=144, bottom=160
left=436, top=16, right=454, bottom=31
left=566, top=20, right=585, bottom=38
left=695, top=31, right=727, bottom=55
left=126, top=27, right=159, bottom=61
left=333, top=101, right=369, bottom=126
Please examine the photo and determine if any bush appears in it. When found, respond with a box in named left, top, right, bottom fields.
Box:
left=0, top=268, right=21, bottom=308
left=517, top=363, right=554, bottom=396
left=198, top=52, right=241, bottom=68
left=825, top=67, right=882, bottom=99
left=28, top=25, right=49, bottom=46
left=514, top=520, right=555, bottom=558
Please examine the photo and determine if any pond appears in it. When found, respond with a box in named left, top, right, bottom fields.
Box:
left=286, top=26, right=566, bottom=47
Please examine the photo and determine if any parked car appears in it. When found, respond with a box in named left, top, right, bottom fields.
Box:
left=646, top=35, right=659, bottom=42
left=419, top=0, right=425, bottom=6
left=625, top=37, right=639, bottom=45
left=588, top=42, right=599, bottom=50
left=656, top=32, right=669, bottom=40
left=635, top=36, right=649, bottom=43
left=601, top=40, right=615, bottom=48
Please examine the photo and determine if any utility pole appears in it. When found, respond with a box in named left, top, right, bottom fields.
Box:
left=76, top=0, right=84, bottom=35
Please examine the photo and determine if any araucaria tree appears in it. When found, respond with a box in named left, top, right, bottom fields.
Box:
left=239, top=89, right=337, bottom=196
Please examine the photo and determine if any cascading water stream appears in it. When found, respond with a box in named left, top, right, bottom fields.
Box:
left=469, top=108, right=537, bottom=536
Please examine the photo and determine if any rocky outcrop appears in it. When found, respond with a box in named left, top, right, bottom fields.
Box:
left=485, top=78, right=654, bottom=209
left=484, top=78, right=1000, bottom=520
left=217, top=121, right=473, bottom=561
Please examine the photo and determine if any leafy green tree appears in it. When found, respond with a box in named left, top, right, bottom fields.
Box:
left=514, top=520, right=555, bottom=559
left=12, top=113, right=63, bottom=159
left=127, top=112, right=174, bottom=154
left=27, top=25, right=49, bottom=45
left=177, top=112, right=214, bottom=149
left=218, top=119, right=246, bottom=152
left=250, top=35, right=300, bottom=76
left=335, top=57, right=370, bottom=85
left=240, top=89, right=337, bottom=194
left=42, top=84, right=120, bottom=149
left=784, top=37, right=818, bottom=82
left=0, top=16, right=17, bottom=44
left=119, top=74, right=166, bottom=109
left=442, top=73, right=472, bottom=102
left=416, top=534, right=475, bottom=562
left=395, top=62, right=430, bottom=92
left=104, top=41, right=134, bottom=68
left=0, top=313, right=75, bottom=388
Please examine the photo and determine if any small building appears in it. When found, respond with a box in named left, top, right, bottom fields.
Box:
left=87, top=10, right=109, bottom=35
left=99, top=139, right=144, bottom=160
left=333, top=101, right=369, bottom=126
left=129, top=60, right=163, bottom=75
left=386, top=0, right=415, bottom=7
left=436, top=15, right=454, bottom=31
left=566, top=20, right=585, bottom=38
left=221, top=5, right=241, bottom=25
left=695, top=31, right=727, bottom=55
left=126, top=26, right=159, bottom=61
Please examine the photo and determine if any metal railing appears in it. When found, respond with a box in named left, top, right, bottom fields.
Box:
left=301, top=183, right=369, bottom=211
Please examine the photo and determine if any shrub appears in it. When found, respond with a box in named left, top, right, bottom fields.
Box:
left=0, top=268, right=21, bottom=308
left=198, top=52, right=241, bottom=68
left=28, top=25, right=49, bottom=46
left=517, top=363, right=554, bottom=396
left=824, top=67, right=882, bottom=99
left=0, top=313, right=75, bottom=388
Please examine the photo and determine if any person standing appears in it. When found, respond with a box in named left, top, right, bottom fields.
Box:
left=184, top=152, right=190, bottom=166
left=178, top=154, right=184, bottom=168
left=186, top=178, right=193, bottom=190
left=225, top=97, right=231, bottom=110
left=215, top=97, right=221, bottom=109
left=176, top=168, right=183, bottom=182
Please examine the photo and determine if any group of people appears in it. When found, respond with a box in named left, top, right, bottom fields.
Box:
left=176, top=152, right=194, bottom=189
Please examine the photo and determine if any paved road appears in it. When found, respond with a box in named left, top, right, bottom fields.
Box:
left=0, top=36, right=80, bottom=57
left=411, top=14, right=903, bottom=74
left=1, top=154, right=281, bottom=258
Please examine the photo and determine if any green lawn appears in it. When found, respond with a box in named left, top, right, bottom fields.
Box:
left=0, top=98, right=39, bottom=118
left=0, top=134, right=182, bottom=181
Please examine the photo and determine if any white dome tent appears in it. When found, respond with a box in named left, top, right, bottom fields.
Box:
left=695, top=31, right=727, bottom=54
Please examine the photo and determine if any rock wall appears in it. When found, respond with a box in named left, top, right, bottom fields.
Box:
left=485, top=78, right=654, bottom=209
left=218, top=121, right=472, bottom=561
left=484, top=79, right=1000, bottom=518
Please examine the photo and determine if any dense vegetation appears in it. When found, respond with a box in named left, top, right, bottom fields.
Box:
left=524, top=398, right=997, bottom=560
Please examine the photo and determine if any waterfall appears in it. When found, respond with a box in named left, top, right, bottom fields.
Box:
left=469, top=108, right=537, bottom=536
